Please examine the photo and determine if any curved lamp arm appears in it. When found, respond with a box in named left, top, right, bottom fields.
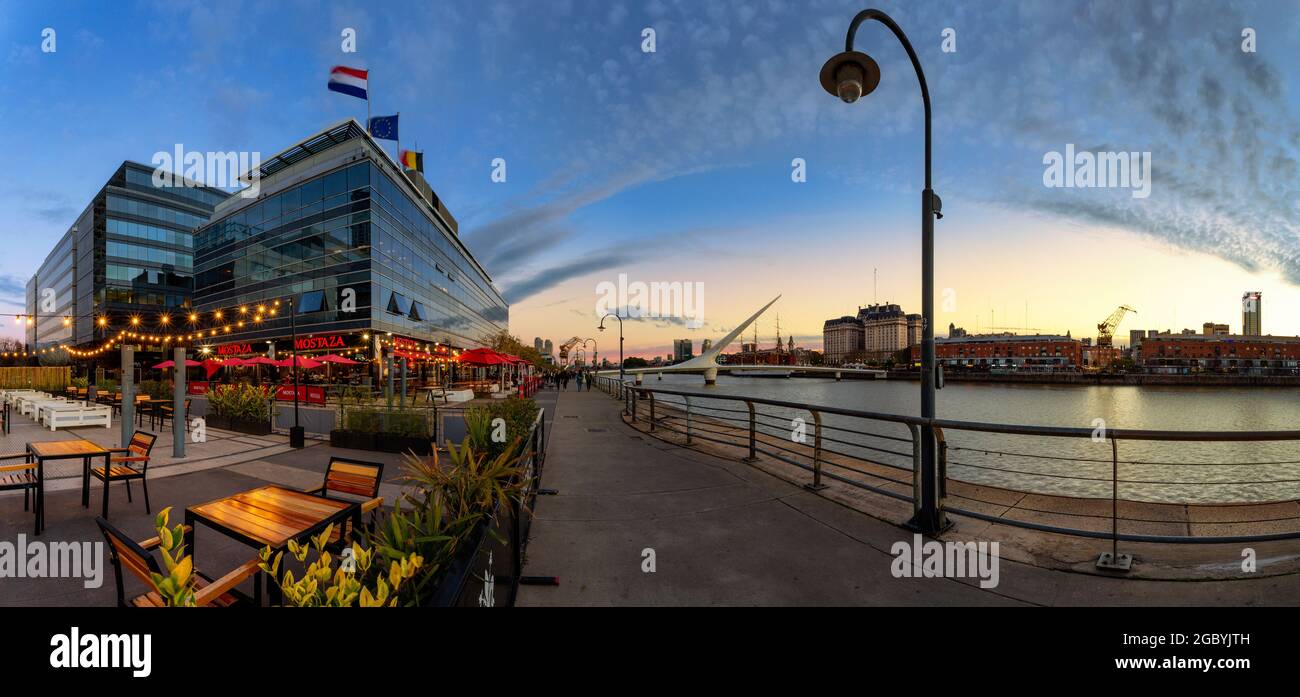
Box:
left=845, top=9, right=931, bottom=190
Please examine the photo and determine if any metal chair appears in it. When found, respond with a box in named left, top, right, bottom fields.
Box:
left=305, top=457, right=385, bottom=548
left=93, top=431, right=157, bottom=519
left=95, top=517, right=260, bottom=607
left=0, top=452, right=38, bottom=534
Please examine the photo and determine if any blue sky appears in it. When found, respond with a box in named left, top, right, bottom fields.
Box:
left=1, top=0, right=1298, bottom=355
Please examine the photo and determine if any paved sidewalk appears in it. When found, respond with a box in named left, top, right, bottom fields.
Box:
left=518, top=389, right=1300, bottom=606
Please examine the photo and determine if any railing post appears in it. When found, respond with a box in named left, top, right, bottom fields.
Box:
left=683, top=396, right=692, bottom=445
left=742, top=400, right=758, bottom=462
left=907, top=421, right=950, bottom=535
left=1096, top=436, right=1133, bottom=571
left=648, top=392, right=656, bottom=431
left=907, top=423, right=921, bottom=515
left=805, top=409, right=827, bottom=491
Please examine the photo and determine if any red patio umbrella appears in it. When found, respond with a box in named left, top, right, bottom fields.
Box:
left=316, top=354, right=360, bottom=365
left=456, top=348, right=510, bottom=365
left=276, top=356, right=323, bottom=369
left=152, top=359, right=202, bottom=369
left=245, top=356, right=279, bottom=365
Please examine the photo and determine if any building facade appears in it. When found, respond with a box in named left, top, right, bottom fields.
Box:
left=26, top=161, right=229, bottom=354
left=913, top=334, right=1082, bottom=370
left=1242, top=292, right=1262, bottom=336
left=672, top=339, right=693, bottom=362
left=1139, top=334, right=1300, bottom=374
left=192, top=120, right=506, bottom=361
left=822, top=315, right=864, bottom=365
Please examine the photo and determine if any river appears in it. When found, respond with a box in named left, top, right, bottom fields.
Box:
left=636, top=374, right=1300, bottom=504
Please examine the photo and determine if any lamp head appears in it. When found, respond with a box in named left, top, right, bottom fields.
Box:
left=819, top=50, right=880, bottom=103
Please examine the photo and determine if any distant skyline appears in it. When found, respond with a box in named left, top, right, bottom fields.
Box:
left=1, top=0, right=1298, bottom=357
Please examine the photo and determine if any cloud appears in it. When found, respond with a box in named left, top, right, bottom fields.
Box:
left=0, top=272, right=28, bottom=307
left=502, top=249, right=637, bottom=303
left=944, top=0, right=1300, bottom=285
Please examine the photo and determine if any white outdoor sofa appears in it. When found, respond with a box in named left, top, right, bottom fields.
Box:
left=17, top=394, right=57, bottom=416
left=42, top=404, right=112, bottom=431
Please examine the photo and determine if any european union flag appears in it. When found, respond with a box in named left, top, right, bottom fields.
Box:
left=368, top=114, right=399, bottom=141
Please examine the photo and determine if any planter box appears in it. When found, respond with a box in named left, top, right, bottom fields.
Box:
left=229, top=417, right=272, bottom=436
left=330, top=429, right=377, bottom=451
left=207, top=413, right=271, bottom=436
left=376, top=433, right=433, bottom=455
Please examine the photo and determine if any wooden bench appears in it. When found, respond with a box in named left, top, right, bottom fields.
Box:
left=16, top=394, right=53, bottom=415
left=42, top=405, right=113, bottom=431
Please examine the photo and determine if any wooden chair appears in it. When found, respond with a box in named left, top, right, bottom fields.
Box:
left=95, top=517, right=260, bottom=607
left=158, top=398, right=191, bottom=431
left=93, top=431, right=157, bottom=519
left=305, top=457, right=384, bottom=548
left=0, top=452, right=38, bottom=534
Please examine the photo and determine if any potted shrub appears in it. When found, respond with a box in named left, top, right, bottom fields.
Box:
left=207, top=383, right=273, bottom=435
left=376, top=407, right=432, bottom=455
left=331, top=407, right=380, bottom=450
left=369, top=439, right=532, bottom=606
left=330, top=386, right=379, bottom=450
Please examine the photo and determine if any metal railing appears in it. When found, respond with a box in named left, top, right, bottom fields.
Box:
left=592, top=375, right=1300, bottom=563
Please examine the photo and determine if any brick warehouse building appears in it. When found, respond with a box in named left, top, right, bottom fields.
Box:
left=1138, top=334, right=1300, bottom=374
left=911, top=334, right=1082, bottom=370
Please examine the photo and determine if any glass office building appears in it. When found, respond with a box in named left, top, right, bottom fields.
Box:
left=26, top=161, right=229, bottom=354
left=192, top=120, right=507, bottom=361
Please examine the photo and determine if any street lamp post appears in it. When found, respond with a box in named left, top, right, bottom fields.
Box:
left=821, top=8, right=947, bottom=534
left=599, top=312, right=624, bottom=385
left=287, top=295, right=304, bottom=448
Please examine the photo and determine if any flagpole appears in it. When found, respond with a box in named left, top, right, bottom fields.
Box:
left=366, top=69, right=371, bottom=133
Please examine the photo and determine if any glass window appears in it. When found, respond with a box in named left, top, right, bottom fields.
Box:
left=347, top=163, right=369, bottom=191
left=323, top=169, right=347, bottom=198
left=281, top=185, right=299, bottom=212
left=300, top=177, right=322, bottom=204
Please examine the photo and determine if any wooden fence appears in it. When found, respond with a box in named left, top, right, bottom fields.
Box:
left=0, top=366, right=70, bottom=391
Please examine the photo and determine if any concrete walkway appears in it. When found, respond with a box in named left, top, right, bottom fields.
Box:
left=518, top=389, right=1300, bottom=606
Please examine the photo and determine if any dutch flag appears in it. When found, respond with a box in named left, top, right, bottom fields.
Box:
left=328, top=65, right=369, bottom=101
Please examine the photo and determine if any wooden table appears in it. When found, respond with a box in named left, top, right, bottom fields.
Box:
left=26, top=439, right=112, bottom=534
left=136, top=398, right=169, bottom=428
left=185, top=485, right=360, bottom=605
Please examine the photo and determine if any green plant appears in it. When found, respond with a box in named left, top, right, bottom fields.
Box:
left=463, top=407, right=492, bottom=450
left=344, top=407, right=382, bottom=433
left=209, top=383, right=272, bottom=421
left=476, top=397, right=539, bottom=457
left=71, top=377, right=89, bottom=389
left=369, top=439, right=531, bottom=605
left=344, top=405, right=429, bottom=438
left=386, top=408, right=430, bottom=438
left=98, top=379, right=119, bottom=395
left=257, top=526, right=421, bottom=607
left=149, top=507, right=197, bottom=607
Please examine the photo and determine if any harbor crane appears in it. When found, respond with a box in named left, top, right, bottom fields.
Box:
left=1096, top=305, right=1136, bottom=348
left=558, top=337, right=581, bottom=365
